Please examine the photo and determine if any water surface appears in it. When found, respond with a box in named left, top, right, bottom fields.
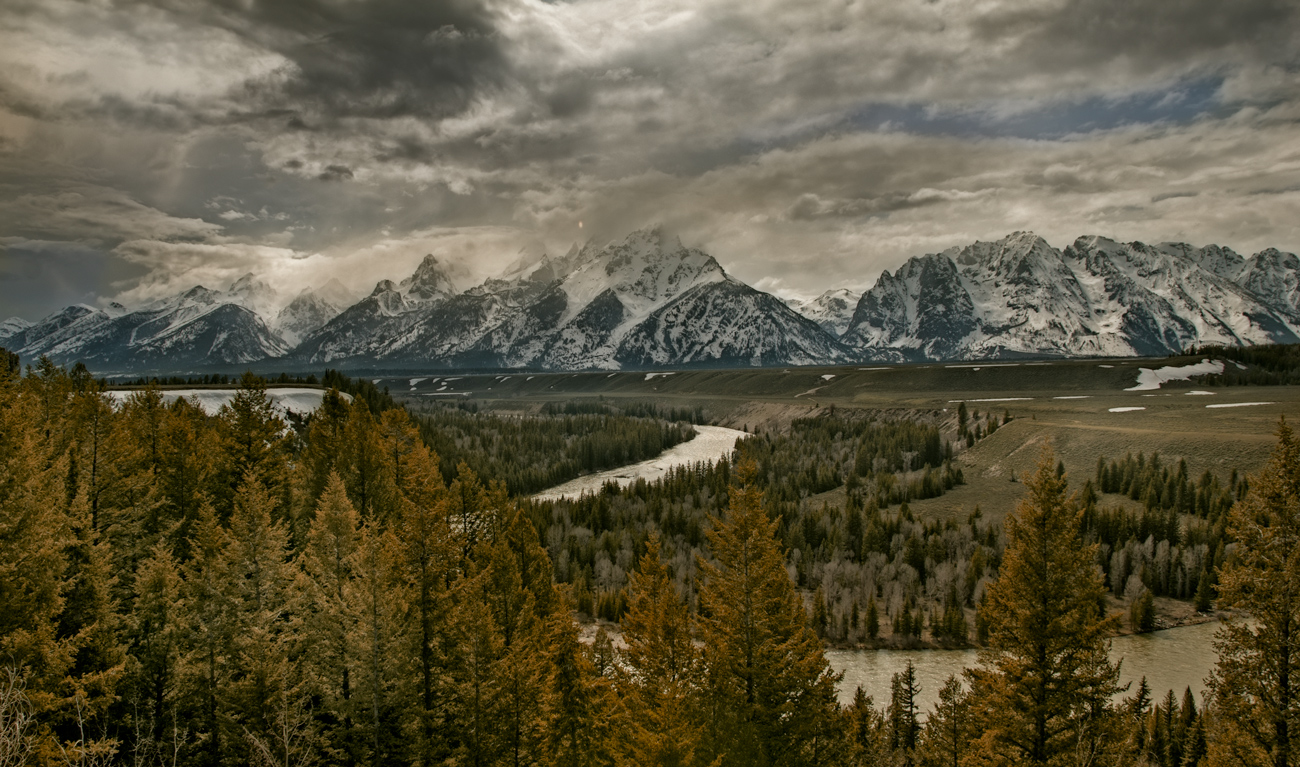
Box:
left=827, top=621, right=1220, bottom=712
left=532, top=425, right=746, bottom=501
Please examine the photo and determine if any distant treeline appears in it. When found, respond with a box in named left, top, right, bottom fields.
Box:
left=1084, top=452, right=1242, bottom=611
left=109, top=368, right=403, bottom=414
left=531, top=411, right=988, bottom=645
left=410, top=401, right=695, bottom=496
left=1186, top=342, right=1300, bottom=385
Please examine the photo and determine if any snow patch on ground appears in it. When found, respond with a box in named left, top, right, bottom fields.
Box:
left=1053, top=396, right=1091, bottom=399
left=1206, top=402, right=1274, bottom=409
left=1234, top=362, right=1247, bottom=370
left=1186, top=391, right=1215, bottom=396
left=533, top=426, right=747, bottom=501
left=821, top=374, right=836, bottom=381
left=945, top=363, right=1019, bottom=368
left=644, top=372, right=676, bottom=381
left=1099, top=365, right=1114, bottom=368
left=858, top=367, right=892, bottom=371
left=1109, top=406, right=1146, bottom=413
left=947, top=397, right=1033, bottom=403
left=409, top=378, right=427, bottom=386
left=1126, top=359, right=1224, bottom=391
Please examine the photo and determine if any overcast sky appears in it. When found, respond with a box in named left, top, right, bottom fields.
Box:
left=2, top=0, right=1299, bottom=320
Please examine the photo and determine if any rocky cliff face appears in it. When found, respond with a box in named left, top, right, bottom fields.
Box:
left=840, top=232, right=1300, bottom=360
left=8, top=228, right=1299, bottom=371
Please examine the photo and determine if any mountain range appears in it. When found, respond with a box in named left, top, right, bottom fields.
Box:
left=3, top=228, right=1298, bottom=372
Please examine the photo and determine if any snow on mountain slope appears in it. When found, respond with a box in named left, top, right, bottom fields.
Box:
left=19, top=227, right=1299, bottom=371
left=615, top=278, right=850, bottom=368
left=226, top=273, right=280, bottom=318
left=291, top=227, right=837, bottom=371
left=841, top=252, right=979, bottom=360
left=276, top=291, right=345, bottom=347
left=399, top=254, right=458, bottom=304
left=0, top=316, right=35, bottom=348
left=1239, top=248, right=1300, bottom=316
left=787, top=288, right=861, bottom=337
left=841, top=231, right=1300, bottom=361
left=15, top=285, right=290, bottom=368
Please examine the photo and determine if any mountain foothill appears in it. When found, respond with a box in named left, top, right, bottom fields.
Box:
left=4, top=227, right=1298, bottom=372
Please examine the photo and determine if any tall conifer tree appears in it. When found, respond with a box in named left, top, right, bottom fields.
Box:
left=1208, top=418, right=1300, bottom=767
left=696, top=461, right=842, bottom=767
left=965, top=447, right=1121, bottom=766
left=300, top=472, right=361, bottom=763
left=616, top=533, right=708, bottom=767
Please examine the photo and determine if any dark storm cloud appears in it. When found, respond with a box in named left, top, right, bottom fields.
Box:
left=1, top=0, right=1299, bottom=315
left=0, top=239, right=147, bottom=319
left=139, top=0, right=511, bottom=122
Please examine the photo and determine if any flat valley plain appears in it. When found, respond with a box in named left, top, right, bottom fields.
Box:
left=388, top=354, right=1300, bottom=524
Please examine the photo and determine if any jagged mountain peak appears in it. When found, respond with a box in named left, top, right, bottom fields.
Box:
left=371, top=279, right=399, bottom=297
left=400, top=253, right=457, bottom=304
left=843, top=231, right=1300, bottom=361
left=787, top=288, right=862, bottom=338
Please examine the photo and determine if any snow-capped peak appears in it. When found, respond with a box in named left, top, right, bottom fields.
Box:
left=399, top=254, right=457, bottom=304
left=225, top=272, right=280, bottom=316
left=788, top=288, right=862, bottom=337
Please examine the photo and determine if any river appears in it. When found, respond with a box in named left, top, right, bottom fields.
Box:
left=531, top=423, right=1219, bottom=713
left=827, top=620, right=1221, bottom=711
left=532, top=425, right=748, bottom=501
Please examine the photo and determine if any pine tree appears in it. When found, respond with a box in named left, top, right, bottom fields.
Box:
left=158, top=397, right=219, bottom=550
left=55, top=490, right=127, bottom=747
left=389, top=434, right=456, bottom=764
left=888, top=662, right=919, bottom=765
left=470, top=506, right=556, bottom=767
left=842, top=687, right=887, bottom=766
left=866, top=596, right=879, bottom=641
left=1207, top=418, right=1300, bottom=767
left=343, top=401, right=394, bottom=520
left=919, top=675, right=971, bottom=767
left=215, top=373, right=289, bottom=517
left=449, top=595, right=506, bottom=767
left=346, top=520, right=410, bottom=766
left=1131, top=589, right=1156, bottom=633
left=222, top=476, right=298, bottom=762
left=123, top=541, right=183, bottom=761
left=176, top=501, right=233, bottom=766
left=616, top=533, right=707, bottom=767
left=696, top=461, right=842, bottom=767
left=0, top=377, right=77, bottom=759
left=542, top=611, right=615, bottom=767
left=299, top=472, right=361, bottom=762
left=965, top=446, right=1121, bottom=766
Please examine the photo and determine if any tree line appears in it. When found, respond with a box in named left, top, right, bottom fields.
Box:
left=4, top=355, right=1300, bottom=766
left=529, top=411, right=988, bottom=645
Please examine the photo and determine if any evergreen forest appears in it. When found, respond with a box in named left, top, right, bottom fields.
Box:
left=3, top=353, right=1300, bottom=767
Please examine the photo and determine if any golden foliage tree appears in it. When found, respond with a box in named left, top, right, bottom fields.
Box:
left=696, top=461, right=842, bottom=767
left=965, top=446, right=1120, bottom=766
left=616, top=532, right=709, bottom=767
left=1208, top=418, right=1300, bottom=767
